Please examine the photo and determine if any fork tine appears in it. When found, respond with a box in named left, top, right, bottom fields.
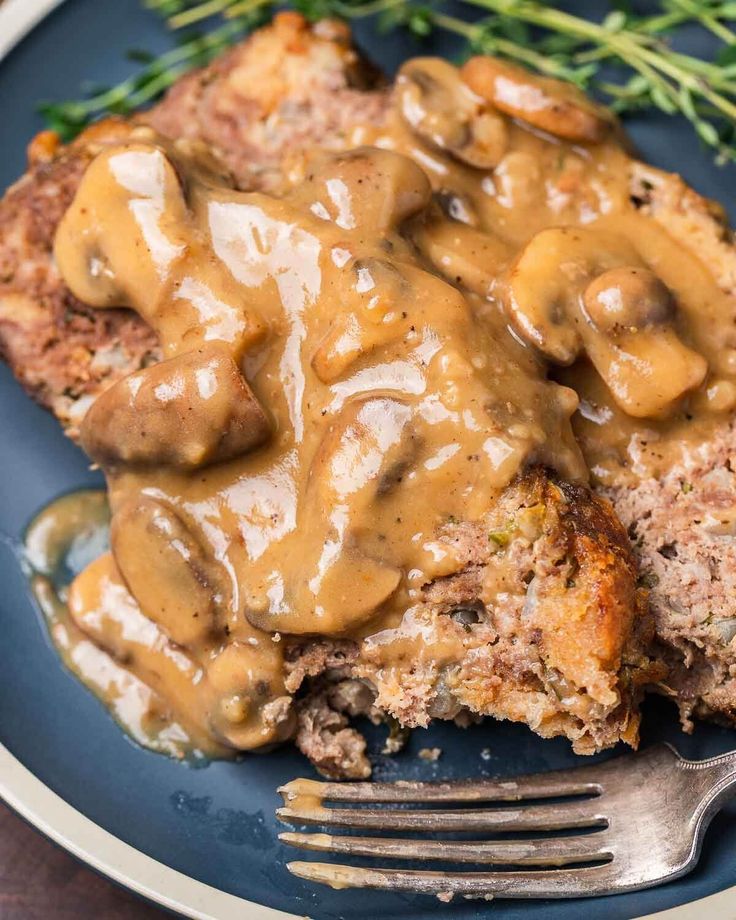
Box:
left=278, top=770, right=602, bottom=805
left=286, top=862, right=618, bottom=899
left=279, top=831, right=613, bottom=866
left=276, top=800, right=606, bottom=832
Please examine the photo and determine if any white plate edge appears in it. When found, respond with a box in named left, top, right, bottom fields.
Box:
left=0, top=743, right=299, bottom=920
left=0, top=1, right=733, bottom=918
left=0, top=0, right=65, bottom=60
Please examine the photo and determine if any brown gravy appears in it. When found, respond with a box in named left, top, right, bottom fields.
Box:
left=34, top=53, right=736, bottom=756
left=23, top=490, right=219, bottom=758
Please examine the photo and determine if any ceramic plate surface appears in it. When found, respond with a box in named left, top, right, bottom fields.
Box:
left=1, top=2, right=736, bottom=918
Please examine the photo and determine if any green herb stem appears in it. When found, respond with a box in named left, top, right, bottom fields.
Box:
left=220, top=0, right=274, bottom=21
left=40, top=0, right=736, bottom=163
left=668, top=0, right=736, bottom=45
left=459, top=0, right=736, bottom=160
left=168, top=0, right=237, bottom=28
left=39, top=19, right=249, bottom=138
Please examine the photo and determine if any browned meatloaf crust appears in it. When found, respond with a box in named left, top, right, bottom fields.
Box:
left=285, top=470, right=657, bottom=777
left=1, top=12, right=732, bottom=773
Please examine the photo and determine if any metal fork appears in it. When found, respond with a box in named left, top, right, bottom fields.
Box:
left=276, top=744, right=736, bottom=900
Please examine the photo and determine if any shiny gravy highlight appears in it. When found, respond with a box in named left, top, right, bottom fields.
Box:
left=30, top=54, right=736, bottom=756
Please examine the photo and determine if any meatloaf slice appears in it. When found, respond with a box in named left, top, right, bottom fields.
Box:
left=600, top=167, right=736, bottom=731
left=1, top=12, right=732, bottom=766
left=603, top=410, right=736, bottom=730
left=146, top=12, right=388, bottom=191
left=150, top=21, right=736, bottom=739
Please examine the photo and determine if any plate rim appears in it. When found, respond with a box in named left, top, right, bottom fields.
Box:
left=0, top=742, right=296, bottom=920
left=0, top=2, right=733, bottom=918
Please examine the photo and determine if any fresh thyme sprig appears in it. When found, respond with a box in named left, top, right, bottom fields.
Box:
left=39, top=22, right=247, bottom=139
left=40, top=0, right=736, bottom=163
left=38, top=7, right=271, bottom=140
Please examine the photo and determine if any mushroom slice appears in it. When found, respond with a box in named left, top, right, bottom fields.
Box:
left=246, top=398, right=411, bottom=636
left=581, top=267, right=707, bottom=418
left=582, top=324, right=708, bottom=419
left=291, top=147, right=431, bottom=232
left=207, top=641, right=295, bottom=749
left=54, top=142, right=189, bottom=313
left=582, top=266, right=677, bottom=333
left=397, top=58, right=508, bottom=169
left=412, top=217, right=511, bottom=297
left=504, top=227, right=639, bottom=364
left=54, top=141, right=265, bottom=360
left=81, top=343, right=270, bottom=471
left=245, top=550, right=402, bottom=638
left=311, top=258, right=412, bottom=383
left=68, top=551, right=229, bottom=753
left=504, top=229, right=708, bottom=418
left=111, top=496, right=223, bottom=648
left=461, top=56, right=612, bottom=143
left=70, top=552, right=293, bottom=752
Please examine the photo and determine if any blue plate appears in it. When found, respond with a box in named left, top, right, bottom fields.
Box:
left=1, top=2, right=736, bottom=917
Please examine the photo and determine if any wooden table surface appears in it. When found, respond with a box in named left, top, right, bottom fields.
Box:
left=0, top=802, right=169, bottom=919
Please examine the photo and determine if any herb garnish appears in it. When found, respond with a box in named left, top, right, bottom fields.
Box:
left=40, top=0, right=736, bottom=163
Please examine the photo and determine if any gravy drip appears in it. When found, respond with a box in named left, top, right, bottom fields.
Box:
left=44, top=53, right=736, bottom=755
left=23, top=490, right=219, bottom=758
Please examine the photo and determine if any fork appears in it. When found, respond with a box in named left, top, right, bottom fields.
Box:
left=276, top=743, right=736, bottom=900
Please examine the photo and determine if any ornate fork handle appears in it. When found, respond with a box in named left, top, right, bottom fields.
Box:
left=679, top=747, right=736, bottom=822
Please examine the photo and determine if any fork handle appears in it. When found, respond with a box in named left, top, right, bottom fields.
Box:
left=683, top=749, right=736, bottom=815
